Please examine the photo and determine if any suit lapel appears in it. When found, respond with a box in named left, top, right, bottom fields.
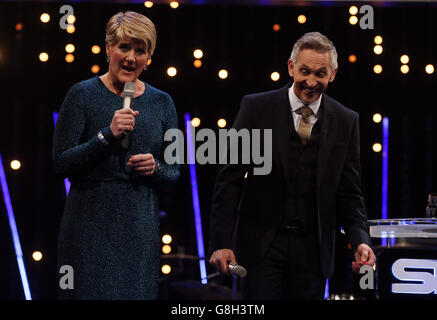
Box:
left=317, top=94, right=337, bottom=191
left=272, top=83, right=293, bottom=183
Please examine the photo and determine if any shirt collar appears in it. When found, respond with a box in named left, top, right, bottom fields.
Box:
left=288, top=83, right=322, bottom=116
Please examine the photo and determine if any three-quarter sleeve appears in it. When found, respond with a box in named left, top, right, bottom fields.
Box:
left=52, top=83, right=114, bottom=178
left=153, top=93, right=180, bottom=187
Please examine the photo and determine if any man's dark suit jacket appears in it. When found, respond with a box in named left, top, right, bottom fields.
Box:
left=209, top=82, right=371, bottom=278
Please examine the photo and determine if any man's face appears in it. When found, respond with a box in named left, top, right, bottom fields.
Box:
left=288, top=49, right=337, bottom=105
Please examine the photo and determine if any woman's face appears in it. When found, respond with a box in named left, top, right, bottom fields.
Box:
left=106, top=37, right=149, bottom=84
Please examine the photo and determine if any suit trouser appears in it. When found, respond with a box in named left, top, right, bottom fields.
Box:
left=241, top=227, right=326, bottom=299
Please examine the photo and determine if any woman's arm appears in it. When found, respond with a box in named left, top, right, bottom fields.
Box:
left=52, top=83, right=114, bottom=178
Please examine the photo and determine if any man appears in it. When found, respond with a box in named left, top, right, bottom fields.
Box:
left=209, top=32, right=376, bottom=299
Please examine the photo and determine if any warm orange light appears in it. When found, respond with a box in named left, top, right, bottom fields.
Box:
left=400, top=65, right=409, bottom=74
left=162, top=245, right=172, bottom=254
left=348, top=54, right=357, bottom=63
left=373, top=64, right=383, bottom=74
left=272, top=24, right=280, bottom=32
left=193, top=59, right=202, bottom=68
left=374, top=35, right=383, bottom=44
left=297, top=15, right=307, bottom=24
left=191, top=117, right=201, bottom=127
left=349, top=16, right=358, bottom=25
left=170, top=1, right=179, bottom=9
left=67, top=15, right=76, bottom=24
left=15, top=23, right=23, bottom=31
left=91, top=65, right=100, bottom=74
left=65, top=54, right=74, bottom=63
left=66, top=24, right=75, bottom=34
left=91, top=45, right=101, bottom=54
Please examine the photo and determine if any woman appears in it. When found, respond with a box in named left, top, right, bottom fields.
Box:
left=53, top=11, right=180, bottom=299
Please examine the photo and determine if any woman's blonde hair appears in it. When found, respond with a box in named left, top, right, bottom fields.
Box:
left=105, top=11, right=157, bottom=56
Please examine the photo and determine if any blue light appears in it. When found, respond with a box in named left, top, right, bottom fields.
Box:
left=324, top=279, right=329, bottom=299
left=381, top=117, right=389, bottom=220
left=52, top=112, right=70, bottom=195
left=381, top=117, right=389, bottom=245
left=184, top=113, right=208, bottom=284
left=0, top=153, right=32, bottom=300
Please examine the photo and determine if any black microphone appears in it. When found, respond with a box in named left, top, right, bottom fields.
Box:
left=228, top=263, right=247, bottom=278
left=121, top=82, right=135, bottom=149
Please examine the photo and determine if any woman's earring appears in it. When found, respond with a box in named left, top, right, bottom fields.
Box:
left=144, top=66, right=148, bottom=71
left=106, top=56, right=110, bottom=63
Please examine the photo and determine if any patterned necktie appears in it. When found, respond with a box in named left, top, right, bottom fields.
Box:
left=297, top=105, right=313, bottom=145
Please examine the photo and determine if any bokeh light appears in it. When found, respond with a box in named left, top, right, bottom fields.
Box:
left=39, top=52, right=49, bottom=62
left=40, top=13, right=50, bottom=23
left=373, top=113, right=382, bottom=123
left=270, top=72, right=280, bottom=81
left=373, top=64, right=383, bottom=74
left=348, top=54, right=357, bottom=63
left=91, top=45, right=101, bottom=54
left=425, top=64, right=435, bottom=74
left=191, top=117, right=201, bottom=127
left=297, top=15, right=307, bottom=24
left=193, top=49, right=203, bottom=59
left=373, top=143, right=382, bottom=153
left=218, top=69, right=228, bottom=79
left=32, top=251, right=43, bottom=262
left=217, top=118, right=227, bottom=128
left=10, top=160, right=21, bottom=170
left=167, top=67, right=177, bottom=77
left=162, top=234, right=172, bottom=244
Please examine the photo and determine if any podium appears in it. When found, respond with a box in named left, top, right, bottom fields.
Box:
left=368, top=218, right=437, bottom=299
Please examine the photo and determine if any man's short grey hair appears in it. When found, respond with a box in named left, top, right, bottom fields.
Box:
left=290, top=32, right=338, bottom=71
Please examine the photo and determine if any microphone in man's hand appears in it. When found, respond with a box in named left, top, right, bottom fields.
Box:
left=121, top=82, right=135, bottom=149
left=228, top=263, right=247, bottom=278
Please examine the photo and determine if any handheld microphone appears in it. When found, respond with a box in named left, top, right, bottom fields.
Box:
left=121, top=82, right=135, bottom=149
left=228, top=263, right=247, bottom=278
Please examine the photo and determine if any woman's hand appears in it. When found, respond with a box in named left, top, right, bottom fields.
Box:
left=110, top=108, right=139, bottom=138
left=127, top=153, right=155, bottom=176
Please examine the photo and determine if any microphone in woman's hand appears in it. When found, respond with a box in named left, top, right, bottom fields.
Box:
left=121, top=82, right=135, bottom=149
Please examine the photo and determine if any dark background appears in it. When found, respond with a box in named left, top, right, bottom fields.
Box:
left=0, top=0, right=435, bottom=299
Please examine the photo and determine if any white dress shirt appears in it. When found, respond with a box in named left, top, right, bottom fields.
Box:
left=288, top=83, right=322, bottom=132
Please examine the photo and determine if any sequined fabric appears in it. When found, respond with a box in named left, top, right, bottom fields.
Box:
left=53, top=76, right=180, bottom=299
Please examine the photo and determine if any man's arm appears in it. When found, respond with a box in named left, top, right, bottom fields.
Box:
left=336, top=114, right=376, bottom=270
left=209, top=96, right=253, bottom=273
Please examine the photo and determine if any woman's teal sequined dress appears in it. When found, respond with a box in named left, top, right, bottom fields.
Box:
left=53, top=76, right=179, bottom=299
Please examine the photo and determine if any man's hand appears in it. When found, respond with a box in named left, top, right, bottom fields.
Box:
left=352, top=243, right=376, bottom=273
left=209, top=249, right=237, bottom=275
